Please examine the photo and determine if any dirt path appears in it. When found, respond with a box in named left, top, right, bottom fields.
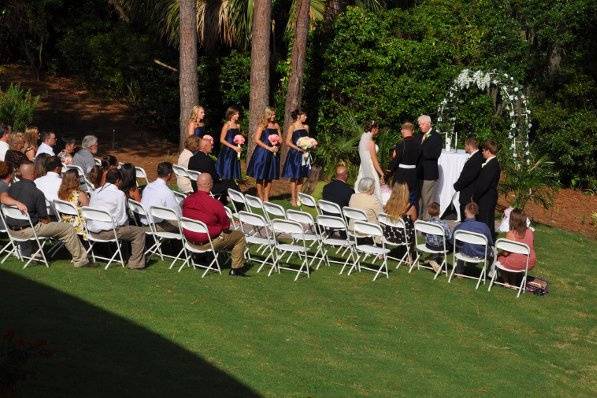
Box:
left=2, top=64, right=595, bottom=238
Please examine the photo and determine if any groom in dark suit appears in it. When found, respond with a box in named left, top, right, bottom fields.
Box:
left=453, top=136, right=484, bottom=219
left=474, top=140, right=501, bottom=240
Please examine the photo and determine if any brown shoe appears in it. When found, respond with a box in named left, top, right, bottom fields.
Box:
left=74, top=259, right=90, bottom=268
left=429, top=260, right=441, bottom=273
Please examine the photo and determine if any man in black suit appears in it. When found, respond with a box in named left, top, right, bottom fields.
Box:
left=416, top=115, right=443, bottom=219
left=474, top=140, right=501, bottom=240
left=390, top=122, right=420, bottom=202
left=453, top=136, right=484, bottom=220
left=322, top=164, right=354, bottom=209
left=188, top=136, right=238, bottom=204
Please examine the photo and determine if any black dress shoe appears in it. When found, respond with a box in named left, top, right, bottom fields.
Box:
left=229, top=267, right=247, bottom=276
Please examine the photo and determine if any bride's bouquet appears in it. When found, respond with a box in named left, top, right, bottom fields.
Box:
left=297, top=137, right=318, bottom=166
left=233, top=134, right=245, bottom=159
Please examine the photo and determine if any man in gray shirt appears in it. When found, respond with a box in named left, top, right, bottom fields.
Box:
left=72, top=135, right=98, bottom=175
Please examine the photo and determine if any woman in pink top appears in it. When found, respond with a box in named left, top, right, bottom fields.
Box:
left=498, top=208, right=536, bottom=283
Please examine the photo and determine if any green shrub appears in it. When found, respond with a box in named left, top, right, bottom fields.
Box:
left=0, top=84, right=39, bottom=131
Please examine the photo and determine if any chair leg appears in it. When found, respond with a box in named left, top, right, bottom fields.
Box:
left=409, top=253, right=420, bottom=273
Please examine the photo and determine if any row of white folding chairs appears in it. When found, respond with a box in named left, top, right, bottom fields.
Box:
left=172, top=164, right=201, bottom=182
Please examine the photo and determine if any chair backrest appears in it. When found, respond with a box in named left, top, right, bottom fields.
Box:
left=271, top=219, right=305, bottom=237
left=82, top=175, right=95, bottom=193
left=414, top=220, right=446, bottom=236
left=94, top=158, right=102, bottom=166
left=317, top=199, right=342, bottom=216
left=286, top=209, right=315, bottom=226
left=186, top=170, right=200, bottom=181
left=127, top=199, right=147, bottom=218
left=316, top=215, right=347, bottom=231
left=298, top=192, right=318, bottom=213
left=172, top=164, right=189, bottom=178
left=1, top=205, right=31, bottom=222
left=238, top=211, right=269, bottom=229
left=377, top=212, right=406, bottom=229
left=65, top=164, right=85, bottom=175
left=149, top=205, right=180, bottom=223
left=495, top=238, right=530, bottom=256
left=179, top=216, right=209, bottom=236
left=224, top=206, right=235, bottom=223
left=244, top=194, right=264, bottom=213
left=343, top=206, right=368, bottom=223
left=80, top=206, right=115, bottom=226
left=263, top=202, right=286, bottom=220
left=135, top=166, right=148, bottom=179
left=53, top=199, right=79, bottom=217
left=172, top=190, right=186, bottom=206
left=453, top=230, right=488, bottom=246
left=353, top=221, right=384, bottom=238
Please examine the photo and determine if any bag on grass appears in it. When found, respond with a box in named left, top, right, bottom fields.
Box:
left=526, top=276, right=549, bottom=295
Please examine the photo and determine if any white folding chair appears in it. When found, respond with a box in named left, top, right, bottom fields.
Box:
left=244, top=194, right=265, bottom=214
left=298, top=192, right=319, bottom=215
left=80, top=206, right=125, bottom=269
left=186, top=169, right=200, bottom=182
left=285, top=209, right=322, bottom=264
left=227, top=188, right=247, bottom=217
left=348, top=221, right=390, bottom=281
left=0, top=205, right=50, bottom=268
left=237, top=211, right=276, bottom=274
left=145, top=205, right=185, bottom=269
left=65, top=164, right=85, bottom=176
left=315, top=215, right=355, bottom=273
left=224, top=206, right=240, bottom=230
left=270, top=219, right=310, bottom=281
left=0, top=218, right=18, bottom=264
left=488, top=238, right=531, bottom=298
left=53, top=199, right=85, bottom=237
left=172, top=164, right=189, bottom=178
left=135, top=166, right=149, bottom=186
left=179, top=217, right=221, bottom=277
left=262, top=202, right=286, bottom=223
left=410, top=220, right=449, bottom=279
left=94, top=158, right=102, bottom=166
left=172, top=190, right=187, bottom=206
left=82, top=175, right=95, bottom=194
left=450, top=230, right=490, bottom=289
left=377, top=213, right=412, bottom=270
left=317, top=199, right=342, bottom=218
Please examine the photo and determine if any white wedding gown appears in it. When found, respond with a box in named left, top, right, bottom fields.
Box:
left=354, top=131, right=381, bottom=202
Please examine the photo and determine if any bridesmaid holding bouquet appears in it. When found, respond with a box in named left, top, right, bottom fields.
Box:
left=282, top=109, right=311, bottom=207
left=247, top=106, right=281, bottom=202
left=216, top=106, right=242, bottom=180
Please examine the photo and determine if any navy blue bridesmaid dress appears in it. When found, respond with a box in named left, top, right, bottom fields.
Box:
left=246, top=128, right=280, bottom=181
left=194, top=125, right=205, bottom=138
left=216, top=128, right=241, bottom=180
left=282, top=129, right=310, bottom=180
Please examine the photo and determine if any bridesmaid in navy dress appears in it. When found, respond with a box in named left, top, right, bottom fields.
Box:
left=186, top=105, right=206, bottom=138
left=282, top=109, right=310, bottom=207
left=216, top=106, right=242, bottom=180
left=246, top=106, right=280, bottom=202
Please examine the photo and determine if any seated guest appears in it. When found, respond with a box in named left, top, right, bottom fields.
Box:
left=496, top=208, right=537, bottom=284
left=177, top=135, right=201, bottom=194
left=0, top=161, right=14, bottom=230
left=382, top=182, right=417, bottom=245
left=187, top=136, right=238, bottom=203
left=119, top=163, right=142, bottom=201
left=34, top=156, right=62, bottom=203
left=72, top=135, right=99, bottom=175
left=33, top=153, right=50, bottom=179
left=5, top=132, right=29, bottom=170
left=140, top=162, right=180, bottom=232
left=87, top=168, right=147, bottom=269
left=57, top=169, right=89, bottom=236
left=182, top=173, right=247, bottom=276
left=57, top=138, right=77, bottom=165
left=24, top=127, right=40, bottom=161
left=322, top=164, right=354, bottom=210
left=452, top=202, right=493, bottom=274
left=348, top=177, right=383, bottom=225
left=0, top=125, right=9, bottom=161
left=36, top=131, right=56, bottom=157
left=6, top=162, right=89, bottom=267
left=424, top=202, right=452, bottom=272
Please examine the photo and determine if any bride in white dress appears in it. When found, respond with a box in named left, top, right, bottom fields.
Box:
left=355, top=122, right=385, bottom=202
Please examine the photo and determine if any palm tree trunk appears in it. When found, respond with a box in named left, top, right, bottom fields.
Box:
left=248, top=0, right=273, bottom=160
left=178, top=0, right=199, bottom=152
left=280, top=0, right=311, bottom=167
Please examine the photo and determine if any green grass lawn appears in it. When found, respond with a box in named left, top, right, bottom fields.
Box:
left=1, top=213, right=596, bottom=396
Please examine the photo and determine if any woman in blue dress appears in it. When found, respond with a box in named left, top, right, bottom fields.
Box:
left=246, top=106, right=280, bottom=202
left=216, top=106, right=242, bottom=180
left=282, top=109, right=310, bottom=207
left=186, top=105, right=206, bottom=138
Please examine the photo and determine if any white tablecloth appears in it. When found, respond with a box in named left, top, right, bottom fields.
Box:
left=437, top=149, right=469, bottom=219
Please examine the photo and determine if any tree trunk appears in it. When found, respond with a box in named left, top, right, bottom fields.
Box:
left=247, top=0, right=272, bottom=160
left=178, top=0, right=199, bottom=152
left=280, top=0, right=311, bottom=168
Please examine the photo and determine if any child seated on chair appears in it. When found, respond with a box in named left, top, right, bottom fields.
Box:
left=452, top=201, right=493, bottom=274
left=496, top=208, right=536, bottom=285
left=424, top=202, right=452, bottom=272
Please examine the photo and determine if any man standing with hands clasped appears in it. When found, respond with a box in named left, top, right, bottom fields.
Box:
left=474, top=140, right=501, bottom=240
left=453, top=136, right=484, bottom=220
left=416, top=115, right=442, bottom=219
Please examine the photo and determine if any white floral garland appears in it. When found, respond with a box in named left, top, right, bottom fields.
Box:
left=436, top=69, right=531, bottom=162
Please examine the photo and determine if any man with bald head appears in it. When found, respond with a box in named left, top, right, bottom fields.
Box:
left=182, top=173, right=247, bottom=276
left=6, top=162, right=89, bottom=267
left=322, top=164, right=354, bottom=210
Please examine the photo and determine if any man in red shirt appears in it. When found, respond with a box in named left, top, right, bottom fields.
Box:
left=182, top=173, right=247, bottom=276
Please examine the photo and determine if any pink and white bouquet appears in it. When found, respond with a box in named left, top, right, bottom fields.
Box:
left=233, top=134, right=245, bottom=159
left=268, top=134, right=281, bottom=156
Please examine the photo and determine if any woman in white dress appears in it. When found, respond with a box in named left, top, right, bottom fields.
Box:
left=355, top=121, right=385, bottom=202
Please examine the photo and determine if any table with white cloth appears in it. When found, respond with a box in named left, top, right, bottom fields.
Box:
left=436, top=149, right=469, bottom=220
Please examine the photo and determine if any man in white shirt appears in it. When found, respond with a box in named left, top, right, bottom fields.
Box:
left=34, top=156, right=62, bottom=203
left=88, top=168, right=147, bottom=269
left=140, top=162, right=180, bottom=232
left=0, top=126, right=10, bottom=161
left=36, top=131, right=57, bottom=157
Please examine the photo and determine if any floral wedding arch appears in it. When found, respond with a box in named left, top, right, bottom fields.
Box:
left=436, top=69, right=531, bottom=163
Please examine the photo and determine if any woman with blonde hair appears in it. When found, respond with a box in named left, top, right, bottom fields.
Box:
left=5, top=132, right=29, bottom=169
left=382, top=182, right=417, bottom=245
left=58, top=169, right=89, bottom=236
left=186, top=105, right=206, bottom=137
left=246, top=106, right=281, bottom=202
left=23, top=127, right=40, bottom=160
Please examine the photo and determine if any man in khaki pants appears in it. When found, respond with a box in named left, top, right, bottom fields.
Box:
left=6, top=162, right=89, bottom=267
left=416, top=115, right=442, bottom=220
left=182, top=173, right=247, bottom=276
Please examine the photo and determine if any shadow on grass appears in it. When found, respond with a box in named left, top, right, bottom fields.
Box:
left=0, top=269, right=260, bottom=397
